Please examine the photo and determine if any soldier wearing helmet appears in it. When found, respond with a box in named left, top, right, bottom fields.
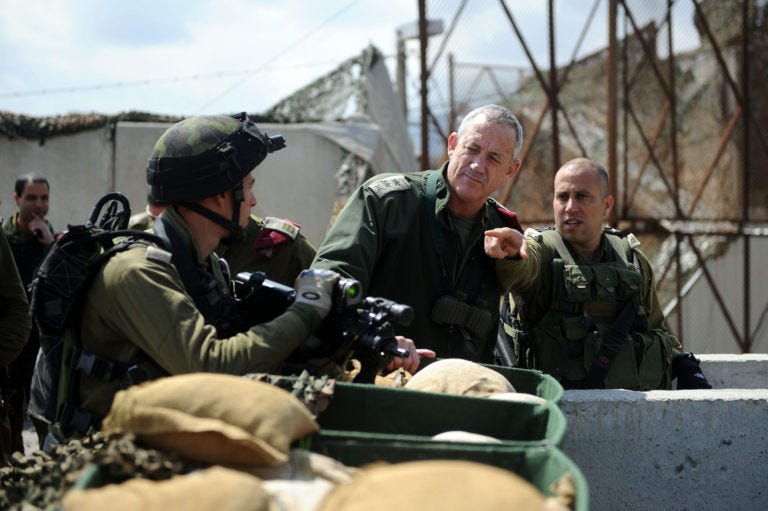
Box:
left=29, top=113, right=351, bottom=441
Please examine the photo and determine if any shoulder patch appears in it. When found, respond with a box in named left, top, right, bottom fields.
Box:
left=488, top=199, right=522, bottom=232
left=626, top=232, right=641, bottom=249
left=263, top=216, right=300, bottom=240
left=367, top=175, right=411, bottom=198
left=524, top=227, right=543, bottom=242
left=146, top=245, right=172, bottom=264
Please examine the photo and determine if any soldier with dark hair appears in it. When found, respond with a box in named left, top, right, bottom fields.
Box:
left=496, top=157, right=711, bottom=390
left=2, top=173, right=57, bottom=455
left=28, top=113, right=421, bottom=442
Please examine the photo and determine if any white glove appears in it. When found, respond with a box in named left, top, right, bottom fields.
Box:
left=293, top=269, right=340, bottom=318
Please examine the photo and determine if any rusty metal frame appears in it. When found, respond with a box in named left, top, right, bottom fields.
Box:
left=421, top=0, right=767, bottom=351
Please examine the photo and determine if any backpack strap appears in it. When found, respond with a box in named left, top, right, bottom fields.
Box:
left=153, top=217, right=243, bottom=337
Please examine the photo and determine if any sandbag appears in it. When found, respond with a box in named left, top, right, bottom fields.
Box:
left=316, top=459, right=548, bottom=511
left=62, top=466, right=272, bottom=511
left=102, top=373, right=318, bottom=465
left=404, top=358, right=515, bottom=397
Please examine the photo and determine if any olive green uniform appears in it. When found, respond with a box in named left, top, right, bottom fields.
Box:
left=312, top=165, right=521, bottom=362
left=0, top=227, right=31, bottom=367
left=0, top=227, right=32, bottom=462
left=76, top=207, right=321, bottom=418
left=217, top=215, right=316, bottom=286
left=505, top=227, right=682, bottom=389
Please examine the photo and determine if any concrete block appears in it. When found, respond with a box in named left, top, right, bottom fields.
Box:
left=698, top=354, right=768, bottom=389
left=561, top=389, right=768, bottom=511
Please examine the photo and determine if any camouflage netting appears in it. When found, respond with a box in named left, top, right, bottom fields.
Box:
left=0, top=111, right=181, bottom=142
left=0, top=110, right=289, bottom=143
left=0, top=432, right=198, bottom=511
left=264, top=45, right=399, bottom=199
left=265, top=45, right=380, bottom=123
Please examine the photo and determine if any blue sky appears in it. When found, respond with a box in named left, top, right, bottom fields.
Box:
left=0, top=0, right=699, bottom=118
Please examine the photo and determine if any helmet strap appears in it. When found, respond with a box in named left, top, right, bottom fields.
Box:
left=178, top=200, right=244, bottom=243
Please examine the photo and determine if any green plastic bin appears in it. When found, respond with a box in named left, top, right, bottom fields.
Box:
left=317, top=381, right=567, bottom=446
left=308, top=431, right=588, bottom=511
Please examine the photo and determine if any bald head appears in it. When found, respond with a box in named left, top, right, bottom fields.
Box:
left=554, top=158, right=609, bottom=197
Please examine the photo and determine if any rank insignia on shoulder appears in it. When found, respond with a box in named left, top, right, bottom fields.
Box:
left=253, top=217, right=300, bottom=259
left=367, top=175, right=410, bottom=198
left=263, top=216, right=300, bottom=240
left=146, top=245, right=172, bottom=264
left=626, top=232, right=641, bottom=248
left=524, top=227, right=543, bottom=242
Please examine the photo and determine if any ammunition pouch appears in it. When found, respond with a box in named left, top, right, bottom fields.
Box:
left=430, top=294, right=493, bottom=339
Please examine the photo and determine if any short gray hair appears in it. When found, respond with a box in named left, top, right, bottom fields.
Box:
left=457, top=104, right=524, bottom=160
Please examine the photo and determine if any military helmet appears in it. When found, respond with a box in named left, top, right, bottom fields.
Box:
left=146, top=112, right=285, bottom=204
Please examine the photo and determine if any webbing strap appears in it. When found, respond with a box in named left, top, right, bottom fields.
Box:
left=541, top=228, right=576, bottom=264
left=153, top=217, right=211, bottom=312
left=425, top=170, right=451, bottom=294
left=582, top=297, right=638, bottom=388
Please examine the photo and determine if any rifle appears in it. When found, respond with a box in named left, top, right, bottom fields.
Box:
left=233, top=271, right=414, bottom=383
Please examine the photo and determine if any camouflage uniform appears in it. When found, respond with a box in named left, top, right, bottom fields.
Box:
left=2, top=213, right=57, bottom=451
left=127, top=208, right=157, bottom=231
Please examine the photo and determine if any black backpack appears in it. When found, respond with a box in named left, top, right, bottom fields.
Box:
left=28, top=193, right=167, bottom=431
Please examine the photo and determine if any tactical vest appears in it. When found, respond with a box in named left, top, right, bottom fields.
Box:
left=510, top=228, right=674, bottom=390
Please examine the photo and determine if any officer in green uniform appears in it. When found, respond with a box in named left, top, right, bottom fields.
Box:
left=313, top=104, right=525, bottom=363
left=28, top=113, right=349, bottom=437
left=0, top=226, right=32, bottom=464
left=490, top=157, right=711, bottom=390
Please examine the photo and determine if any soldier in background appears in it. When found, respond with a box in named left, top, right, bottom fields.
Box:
left=0, top=227, right=33, bottom=464
left=127, top=194, right=166, bottom=232
left=2, top=174, right=57, bottom=455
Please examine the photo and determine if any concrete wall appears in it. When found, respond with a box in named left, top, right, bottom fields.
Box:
left=561, top=355, right=768, bottom=511
left=0, top=126, right=115, bottom=231
left=1, top=122, right=352, bottom=247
